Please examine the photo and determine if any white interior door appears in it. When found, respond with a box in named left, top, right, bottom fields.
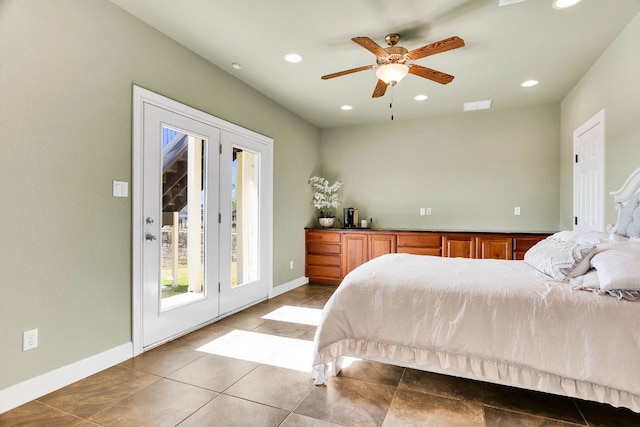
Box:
left=573, top=109, right=605, bottom=232
left=141, top=102, right=220, bottom=348
left=219, top=130, right=272, bottom=315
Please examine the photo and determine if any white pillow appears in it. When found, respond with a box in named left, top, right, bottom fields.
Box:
left=524, top=238, right=596, bottom=281
left=569, top=270, right=599, bottom=289
left=591, top=242, right=640, bottom=290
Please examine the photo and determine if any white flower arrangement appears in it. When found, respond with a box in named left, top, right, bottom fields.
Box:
left=309, top=176, right=342, bottom=218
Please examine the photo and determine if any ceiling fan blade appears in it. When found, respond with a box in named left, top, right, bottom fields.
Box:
left=352, top=37, right=389, bottom=57
left=408, top=64, right=455, bottom=84
left=321, top=64, right=374, bottom=80
left=372, top=79, right=388, bottom=98
left=406, top=36, right=465, bottom=60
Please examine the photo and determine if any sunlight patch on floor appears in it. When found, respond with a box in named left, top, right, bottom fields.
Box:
left=260, top=305, right=323, bottom=326
left=197, top=329, right=314, bottom=373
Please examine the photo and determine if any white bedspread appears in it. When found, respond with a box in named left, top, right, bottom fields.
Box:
left=312, top=253, right=640, bottom=412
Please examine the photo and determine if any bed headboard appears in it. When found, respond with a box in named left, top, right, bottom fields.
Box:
left=608, top=166, right=640, bottom=237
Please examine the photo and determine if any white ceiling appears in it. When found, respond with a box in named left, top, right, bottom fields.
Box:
left=110, top=0, right=640, bottom=128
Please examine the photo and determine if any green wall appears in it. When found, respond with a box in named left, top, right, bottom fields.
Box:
left=559, top=13, right=640, bottom=230
left=319, top=105, right=560, bottom=233
left=0, top=0, right=320, bottom=390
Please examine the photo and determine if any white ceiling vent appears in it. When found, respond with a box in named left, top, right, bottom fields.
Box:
left=499, top=0, right=527, bottom=6
left=464, top=100, right=493, bottom=111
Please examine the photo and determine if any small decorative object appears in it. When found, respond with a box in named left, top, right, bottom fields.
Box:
left=319, top=217, right=335, bottom=228
left=309, top=176, right=342, bottom=227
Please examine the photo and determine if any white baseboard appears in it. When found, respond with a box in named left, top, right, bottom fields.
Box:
left=269, top=276, right=309, bottom=298
left=0, top=342, right=133, bottom=414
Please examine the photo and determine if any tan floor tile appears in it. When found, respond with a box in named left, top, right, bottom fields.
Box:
left=337, top=359, right=404, bottom=387
left=88, top=378, right=216, bottom=427
left=382, top=387, right=485, bottom=427
left=178, top=394, right=288, bottom=427
left=485, top=406, right=585, bottom=426
left=298, top=294, right=331, bottom=308
left=172, top=323, right=236, bottom=348
left=398, top=368, right=484, bottom=402
left=167, top=353, right=259, bottom=392
left=0, top=401, right=93, bottom=427
left=214, top=309, right=269, bottom=330
left=280, top=412, right=344, bottom=427
left=119, top=340, right=205, bottom=376
left=38, top=365, right=158, bottom=419
left=225, top=364, right=315, bottom=411
left=483, top=383, right=585, bottom=425
left=253, top=319, right=318, bottom=340
left=295, top=376, right=396, bottom=427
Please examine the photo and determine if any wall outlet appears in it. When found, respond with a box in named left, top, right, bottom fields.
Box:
left=289, top=260, right=294, bottom=270
left=23, top=329, right=38, bottom=351
left=514, top=207, right=521, bottom=216
left=419, top=208, right=426, bottom=216
left=426, top=208, right=432, bottom=216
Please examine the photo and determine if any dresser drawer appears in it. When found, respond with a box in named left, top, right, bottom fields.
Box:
left=307, top=254, right=341, bottom=266
left=307, top=242, right=341, bottom=255
left=306, top=230, right=341, bottom=243
left=397, top=247, right=441, bottom=256
left=306, top=265, right=341, bottom=279
left=397, top=233, right=441, bottom=248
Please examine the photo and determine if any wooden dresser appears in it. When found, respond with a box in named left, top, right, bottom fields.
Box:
left=305, top=229, right=550, bottom=285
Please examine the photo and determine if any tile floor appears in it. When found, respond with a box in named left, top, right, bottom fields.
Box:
left=2, top=284, right=640, bottom=426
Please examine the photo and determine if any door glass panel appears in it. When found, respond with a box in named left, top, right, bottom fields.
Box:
left=232, top=147, right=260, bottom=287
left=161, top=127, right=205, bottom=309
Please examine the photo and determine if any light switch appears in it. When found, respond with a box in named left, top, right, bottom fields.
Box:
left=419, top=208, right=426, bottom=216
left=514, top=207, right=521, bottom=216
left=113, top=180, right=128, bottom=197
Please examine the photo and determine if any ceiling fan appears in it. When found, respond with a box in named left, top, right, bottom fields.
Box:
left=321, top=34, right=465, bottom=98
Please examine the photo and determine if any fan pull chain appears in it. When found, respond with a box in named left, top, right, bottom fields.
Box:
left=390, top=85, right=395, bottom=121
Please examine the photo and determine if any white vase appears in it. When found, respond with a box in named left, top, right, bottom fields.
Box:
left=319, top=217, right=335, bottom=228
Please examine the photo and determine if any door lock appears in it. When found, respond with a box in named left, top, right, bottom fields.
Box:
left=145, top=217, right=154, bottom=225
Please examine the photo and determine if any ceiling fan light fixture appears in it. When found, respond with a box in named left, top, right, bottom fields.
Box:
left=376, top=63, right=409, bottom=85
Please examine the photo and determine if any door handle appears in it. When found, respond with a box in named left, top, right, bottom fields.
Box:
left=145, top=233, right=157, bottom=241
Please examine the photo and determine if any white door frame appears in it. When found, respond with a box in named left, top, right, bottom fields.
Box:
left=573, top=109, right=605, bottom=232
left=132, top=86, right=273, bottom=356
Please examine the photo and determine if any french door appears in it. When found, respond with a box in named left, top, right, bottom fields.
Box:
left=133, top=86, right=273, bottom=353
left=219, top=131, right=272, bottom=314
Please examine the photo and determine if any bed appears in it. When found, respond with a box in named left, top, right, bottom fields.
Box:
left=312, top=167, right=640, bottom=412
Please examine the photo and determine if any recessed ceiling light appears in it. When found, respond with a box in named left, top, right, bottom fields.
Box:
left=463, top=100, right=493, bottom=111
left=521, top=80, right=539, bottom=87
left=414, top=95, right=429, bottom=101
left=552, top=0, right=581, bottom=9
left=231, top=62, right=242, bottom=70
left=340, top=105, right=353, bottom=111
left=284, top=53, right=303, bottom=63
